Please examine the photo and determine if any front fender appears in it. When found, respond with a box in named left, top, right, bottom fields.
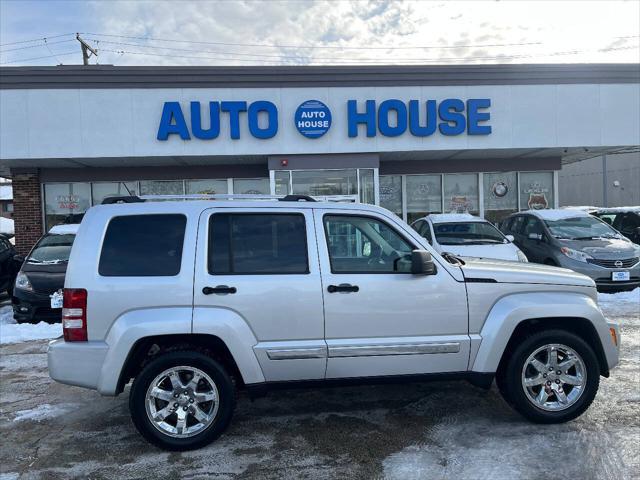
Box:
left=471, top=292, right=618, bottom=373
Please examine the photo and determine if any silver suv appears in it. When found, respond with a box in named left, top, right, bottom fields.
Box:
left=48, top=195, right=620, bottom=451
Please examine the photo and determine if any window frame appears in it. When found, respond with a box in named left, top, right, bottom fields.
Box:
left=207, top=212, right=310, bottom=276
left=322, top=213, right=419, bottom=275
left=98, top=213, right=187, bottom=277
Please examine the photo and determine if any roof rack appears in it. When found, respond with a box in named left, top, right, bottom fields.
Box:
left=101, top=193, right=319, bottom=205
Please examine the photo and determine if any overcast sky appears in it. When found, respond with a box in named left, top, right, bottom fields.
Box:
left=1, top=0, right=639, bottom=66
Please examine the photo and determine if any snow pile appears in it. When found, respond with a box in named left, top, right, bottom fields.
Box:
left=0, top=305, right=62, bottom=344
left=598, top=288, right=640, bottom=317
left=13, top=403, right=78, bottom=423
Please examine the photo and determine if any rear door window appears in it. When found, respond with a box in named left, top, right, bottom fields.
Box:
left=99, top=214, right=186, bottom=276
left=209, top=213, right=308, bottom=274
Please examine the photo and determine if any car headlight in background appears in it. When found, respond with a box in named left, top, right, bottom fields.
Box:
left=14, top=272, right=33, bottom=292
left=516, top=250, right=528, bottom=262
left=560, top=247, right=593, bottom=263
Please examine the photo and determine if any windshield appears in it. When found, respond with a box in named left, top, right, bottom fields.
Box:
left=433, top=222, right=506, bottom=245
left=27, top=233, right=75, bottom=264
left=544, top=216, right=621, bottom=240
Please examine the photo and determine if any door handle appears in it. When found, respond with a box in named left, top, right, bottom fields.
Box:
left=327, top=284, right=359, bottom=293
left=202, top=285, right=237, bottom=295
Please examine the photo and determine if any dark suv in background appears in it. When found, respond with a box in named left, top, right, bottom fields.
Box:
left=593, top=207, right=640, bottom=245
left=12, top=224, right=79, bottom=323
left=500, top=209, right=640, bottom=292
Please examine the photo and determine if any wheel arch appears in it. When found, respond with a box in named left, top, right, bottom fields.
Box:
left=471, top=292, right=615, bottom=377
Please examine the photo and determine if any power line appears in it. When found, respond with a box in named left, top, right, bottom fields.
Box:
left=100, top=44, right=639, bottom=65
left=83, top=32, right=546, bottom=51
left=0, top=38, right=76, bottom=53
left=0, top=51, right=77, bottom=65
left=0, top=33, right=75, bottom=47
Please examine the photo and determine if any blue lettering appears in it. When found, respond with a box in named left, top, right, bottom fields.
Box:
left=190, top=101, right=220, bottom=140
left=157, top=102, right=190, bottom=140
left=348, top=99, right=376, bottom=137
left=408, top=100, right=437, bottom=137
left=378, top=99, right=407, bottom=137
left=438, top=99, right=466, bottom=136
left=220, top=101, right=247, bottom=140
left=466, top=98, right=491, bottom=135
left=248, top=101, right=278, bottom=139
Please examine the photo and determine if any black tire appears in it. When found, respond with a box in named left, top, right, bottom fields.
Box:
left=499, top=329, right=600, bottom=424
left=129, top=351, right=235, bottom=451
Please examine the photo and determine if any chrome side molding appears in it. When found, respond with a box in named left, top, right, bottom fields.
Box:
left=328, top=342, right=461, bottom=358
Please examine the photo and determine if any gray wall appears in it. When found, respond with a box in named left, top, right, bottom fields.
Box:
left=559, top=151, right=640, bottom=207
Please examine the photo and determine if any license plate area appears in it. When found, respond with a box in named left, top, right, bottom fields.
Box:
left=50, top=290, right=63, bottom=309
left=611, top=271, right=630, bottom=282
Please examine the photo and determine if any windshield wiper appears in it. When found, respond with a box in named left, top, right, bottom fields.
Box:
left=441, top=252, right=465, bottom=265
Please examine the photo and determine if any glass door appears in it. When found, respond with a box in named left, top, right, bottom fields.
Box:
left=273, top=169, right=376, bottom=204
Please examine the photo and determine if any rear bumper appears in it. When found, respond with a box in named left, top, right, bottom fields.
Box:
left=47, top=338, right=109, bottom=391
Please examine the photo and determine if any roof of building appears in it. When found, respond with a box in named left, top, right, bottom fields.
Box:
left=1, top=63, right=639, bottom=89
left=524, top=208, right=591, bottom=221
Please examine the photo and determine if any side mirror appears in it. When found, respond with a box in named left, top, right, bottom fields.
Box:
left=505, top=234, right=515, bottom=242
left=411, top=250, right=437, bottom=275
left=528, top=233, right=543, bottom=241
left=13, top=254, right=25, bottom=264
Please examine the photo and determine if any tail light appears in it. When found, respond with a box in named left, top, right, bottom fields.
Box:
left=62, top=288, right=87, bottom=342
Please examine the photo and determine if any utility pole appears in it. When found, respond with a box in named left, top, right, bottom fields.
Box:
left=76, top=34, right=97, bottom=65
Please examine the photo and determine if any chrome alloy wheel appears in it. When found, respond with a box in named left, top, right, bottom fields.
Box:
left=145, top=366, right=219, bottom=438
left=521, top=344, right=587, bottom=412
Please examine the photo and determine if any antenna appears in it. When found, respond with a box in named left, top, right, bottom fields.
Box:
left=76, top=33, right=98, bottom=65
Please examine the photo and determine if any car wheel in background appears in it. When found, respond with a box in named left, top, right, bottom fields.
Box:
left=499, top=329, right=600, bottom=424
left=129, top=350, right=235, bottom=451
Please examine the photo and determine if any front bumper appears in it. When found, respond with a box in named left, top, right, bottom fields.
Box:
left=555, top=256, right=640, bottom=292
left=12, top=288, right=62, bottom=323
left=48, top=338, right=109, bottom=391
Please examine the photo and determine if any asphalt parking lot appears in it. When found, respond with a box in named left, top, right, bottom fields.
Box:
left=0, top=292, right=638, bottom=480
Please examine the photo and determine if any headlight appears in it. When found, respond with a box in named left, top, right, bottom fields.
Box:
left=516, top=249, right=528, bottom=263
left=560, top=247, right=593, bottom=263
left=14, top=272, right=33, bottom=292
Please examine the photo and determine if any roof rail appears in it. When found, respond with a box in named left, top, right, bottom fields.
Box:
left=101, top=193, right=319, bottom=205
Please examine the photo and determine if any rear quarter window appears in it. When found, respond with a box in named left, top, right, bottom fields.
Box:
left=99, top=214, right=187, bottom=276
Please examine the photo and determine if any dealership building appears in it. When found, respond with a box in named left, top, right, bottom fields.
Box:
left=1, top=63, right=639, bottom=253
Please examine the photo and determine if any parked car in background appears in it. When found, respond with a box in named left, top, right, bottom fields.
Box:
left=0, top=233, right=20, bottom=296
left=411, top=213, right=528, bottom=262
left=500, top=209, right=640, bottom=292
left=12, top=224, right=79, bottom=323
left=592, top=207, right=640, bottom=245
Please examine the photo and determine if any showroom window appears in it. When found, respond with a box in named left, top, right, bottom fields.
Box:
left=519, top=172, right=554, bottom=211
left=483, top=172, right=518, bottom=224
left=274, top=171, right=291, bottom=195
left=44, top=183, right=91, bottom=231
left=379, top=176, right=402, bottom=218
left=443, top=173, right=479, bottom=215
left=140, top=180, right=185, bottom=196
left=359, top=169, right=375, bottom=204
left=406, top=175, right=442, bottom=224
left=291, top=169, right=358, bottom=198
left=92, top=182, right=139, bottom=205
left=233, top=178, right=270, bottom=195
left=186, top=179, right=228, bottom=195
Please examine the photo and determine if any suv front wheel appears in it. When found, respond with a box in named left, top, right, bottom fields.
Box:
left=500, top=330, right=600, bottom=423
left=129, top=351, right=235, bottom=450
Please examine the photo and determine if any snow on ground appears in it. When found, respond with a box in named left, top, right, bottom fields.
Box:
left=598, top=288, right=640, bottom=317
left=12, top=403, right=78, bottom=423
left=0, top=305, right=61, bottom=345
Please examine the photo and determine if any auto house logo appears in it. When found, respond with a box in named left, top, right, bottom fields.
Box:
left=294, top=100, right=332, bottom=138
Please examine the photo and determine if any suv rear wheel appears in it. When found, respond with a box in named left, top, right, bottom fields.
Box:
left=129, top=351, right=235, bottom=450
left=499, top=330, right=600, bottom=423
